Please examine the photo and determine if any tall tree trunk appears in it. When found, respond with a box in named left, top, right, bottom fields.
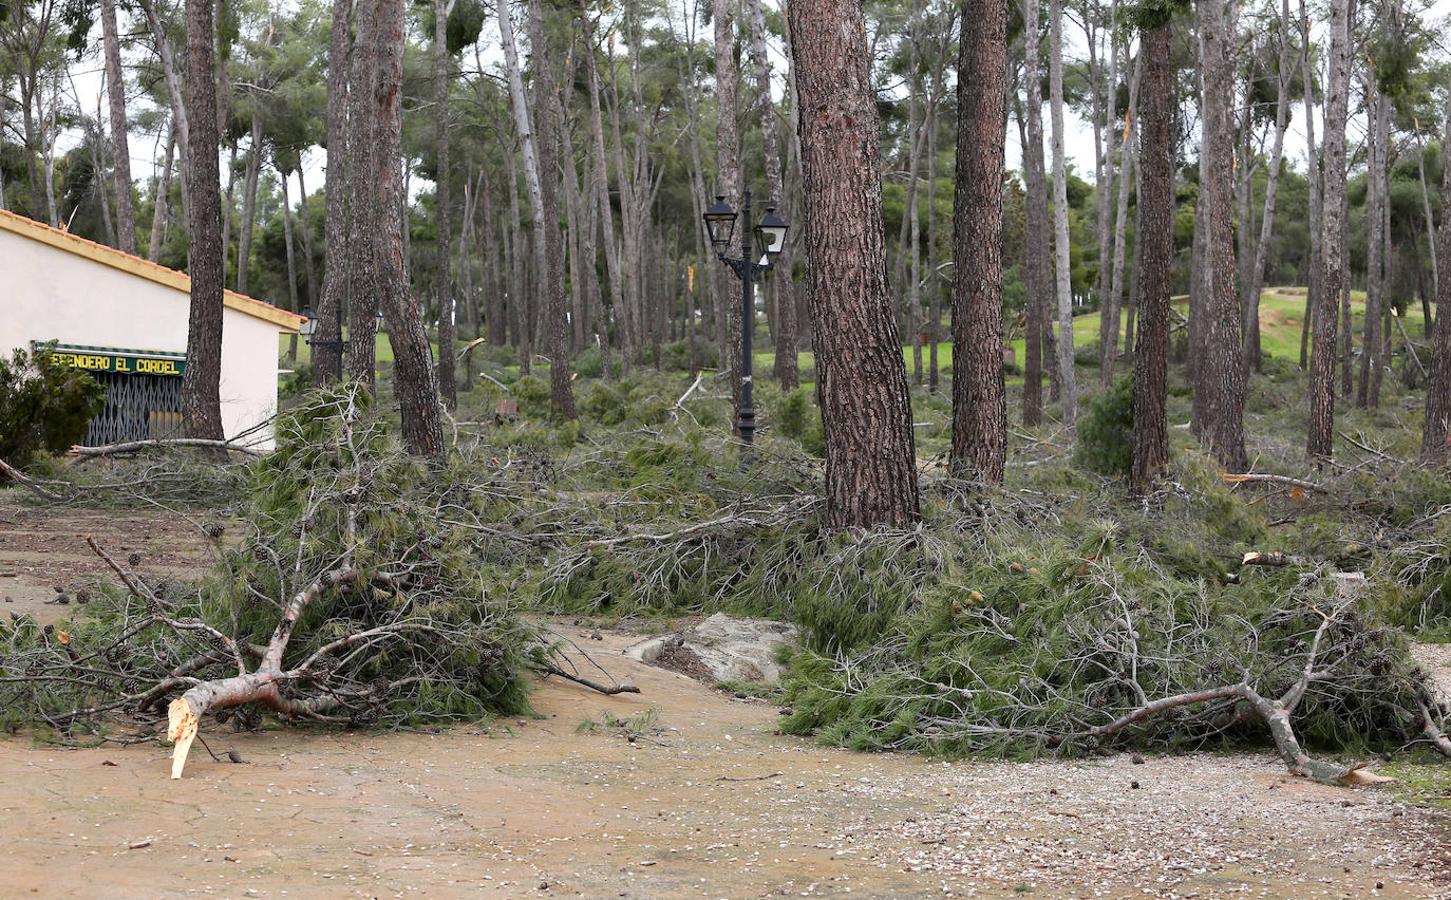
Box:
left=279, top=165, right=301, bottom=365
left=1194, top=0, right=1246, bottom=470
left=236, top=112, right=262, bottom=295
left=582, top=12, right=626, bottom=373
left=746, top=0, right=798, bottom=390
left=949, top=0, right=1007, bottom=482
left=1021, top=0, right=1051, bottom=426
left=296, top=168, right=317, bottom=306
left=1243, top=0, right=1292, bottom=375
left=373, top=0, right=445, bottom=458
left=714, top=0, right=743, bottom=425
left=180, top=0, right=225, bottom=440
left=101, top=0, right=137, bottom=255
left=1357, top=86, right=1387, bottom=408
left=1298, top=0, right=1320, bottom=369
left=1102, top=52, right=1140, bottom=386
left=346, top=0, right=382, bottom=385
left=433, top=0, right=458, bottom=408
left=527, top=0, right=575, bottom=418
left=789, top=0, right=920, bottom=527
left=1307, top=0, right=1350, bottom=461
left=1420, top=94, right=1451, bottom=460
left=1131, top=13, right=1174, bottom=493
left=149, top=120, right=176, bottom=262
left=1048, top=0, right=1079, bottom=425
left=314, top=0, right=353, bottom=386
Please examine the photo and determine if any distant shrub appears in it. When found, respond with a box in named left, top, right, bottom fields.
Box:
left=0, top=344, right=105, bottom=469
left=1075, top=375, right=1134, bottom=477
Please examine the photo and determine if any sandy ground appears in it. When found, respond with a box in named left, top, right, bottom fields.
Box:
left=0, top=496, right=219, bottom=625
left=1, top=625, right=1448, bottom=899
left=2, top=495, right=1450, bottom=898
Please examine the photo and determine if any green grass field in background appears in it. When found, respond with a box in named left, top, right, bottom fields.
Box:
left=283, top=287, right=1424, bottom=379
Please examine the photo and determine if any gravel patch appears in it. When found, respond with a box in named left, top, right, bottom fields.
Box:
left=825, top=753, right=1451, bottom=898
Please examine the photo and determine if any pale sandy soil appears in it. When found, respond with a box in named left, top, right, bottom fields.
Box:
left=1, top=626, right=1448, bottom=899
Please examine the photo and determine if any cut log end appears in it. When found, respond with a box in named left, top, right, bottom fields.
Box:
left=167, top=697, right=199, bottom=780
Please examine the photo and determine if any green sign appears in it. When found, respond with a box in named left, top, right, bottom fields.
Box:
left=42, top=346, right=187, bottom=377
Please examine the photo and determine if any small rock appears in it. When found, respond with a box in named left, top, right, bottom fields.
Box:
left=1130, top=781, right=1140, bottom=790
left=227, top=750, right=244, bottom=764
left=1131, top=753, right=1145, bottom=765
left=127, top=552, right=142, bottom=568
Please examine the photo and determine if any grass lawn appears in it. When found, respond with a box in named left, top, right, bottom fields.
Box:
left=285, top=287, right=1428, bottom=379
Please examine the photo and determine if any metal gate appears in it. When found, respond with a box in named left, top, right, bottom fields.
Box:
left=83, top=371, right=186, bottom=446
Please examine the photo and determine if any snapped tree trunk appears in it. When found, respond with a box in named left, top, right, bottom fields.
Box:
left=1307, top=0, right=1350, bottom=461
left=1130, top=15, right=1174, bottom=495
left=101, top=0, right=136, bottom=255
left=789, top=0, right=920, bottom=528
left=949, top=0, right=1008, bottom=482
left=180, top=0, right=226, bottom=440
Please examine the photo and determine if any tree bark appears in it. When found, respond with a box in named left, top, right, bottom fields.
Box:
left=1242, top=0, right=1292, bottom=375
left=374, top=0, right=445, bottom=459
left=527, top=0, right=575, bottom=418
left=314, top=0, right=353, bottom=386
left=789, top=0, right=920, bottom=527
left=714, top=0, right=743, bottom=424
left=1021, top=0, right=1051, bottom=426
left=148, top=120, right=176, bottom=262
left=1307, top=0, right=1350, bottom=461
left=236, top=112, right=262, bottom=295
left=180, top=0, right=226, bottom=440
left=433, top=0, right=458, bottom=408
left=746, top=0, right=799, bottom=391
left=582, top=12, right=626, bottom=373
left=1193, top=0, right=1246, bottom=470
left=101, top=0, right=137, bottom=255
left=1048, top=0, right=1078, bottom=425
left=346, top=0, right=382, bottom=386
left=1297, top=0, right=1319, bottom=370
left=1357, top=87, right=1387, bottom=409
left=948, top=0, right=1007, bottom=482
left=1131, top=16, right=1174, bottom=494
left=1421, top=95, right=1451, bottom=460
left=1102, top=53, right=1140, bottom=386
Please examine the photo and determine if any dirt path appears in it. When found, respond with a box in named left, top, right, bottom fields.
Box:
left=1, top=624, right=1448, bottom=899
left=0, top=495, right=219, bottom=625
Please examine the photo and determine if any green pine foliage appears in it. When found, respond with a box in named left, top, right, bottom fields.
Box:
left=0, top=344, right=105, bottom=469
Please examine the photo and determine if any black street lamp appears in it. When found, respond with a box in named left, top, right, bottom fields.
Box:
left=703, top=189, right=789, bottom=453
left=299, top=306, right=384, bottom=379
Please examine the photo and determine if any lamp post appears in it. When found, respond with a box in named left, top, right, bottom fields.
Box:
left=299, top=306, right=384, bottom=379
left=703, top=189, right=788, bottom=451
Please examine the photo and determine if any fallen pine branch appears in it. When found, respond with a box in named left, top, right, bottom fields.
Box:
left=0, top=457, right=63, bottom=500
left=536, top=662, right=641, bottom=695
left=71, top=438, right=263, bottom=458
left=1221, top=472, right=1324, bottom=492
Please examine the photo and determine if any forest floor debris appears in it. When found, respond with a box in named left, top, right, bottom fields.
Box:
left=0, top=624, right=1447, bottom=898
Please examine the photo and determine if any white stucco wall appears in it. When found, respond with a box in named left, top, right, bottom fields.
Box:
left=0, top=221, right=294, bottom=450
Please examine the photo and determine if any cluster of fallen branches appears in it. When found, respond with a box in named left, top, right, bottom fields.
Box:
left=0, top=386, right=634, bottom=776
